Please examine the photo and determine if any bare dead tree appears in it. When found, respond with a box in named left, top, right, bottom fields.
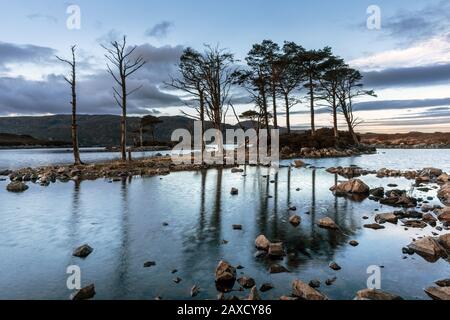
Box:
left=102, top=36, right=146, bottom=161
left=56, top=45, right=82, bottom=165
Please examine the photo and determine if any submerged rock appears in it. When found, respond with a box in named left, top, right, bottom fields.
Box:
left=73, top=244, right=93, bottom=258
left=247, top=286, right=261, bottom=300
left=260, top=283, right=274, bottom=292
left=364, top=223, right=386, bottom=230
left=269, top=264, right=289, bottom=274
left=329, top=262, right=341, bottom=271
left=309, top=280, right=321, bottom=288
left=292, top=279, right=327, bottom=300
left=349, top=240, right=359, bottom=247
left=230, top=187, right=239, bottom=195
left=71, top=284, right=96, bottom=300
left=6, top=181, right=29, bottom=192
left=318, top=217, right=339, bottom=229
left=144, top=261, right=156, bottom=268
left=355, top=289, right=403, bottom=300
left=268, top=243, right=285, bottom=258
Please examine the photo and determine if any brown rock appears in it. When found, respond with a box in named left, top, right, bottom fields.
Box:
left=438, top=207, right=450, bottom=222
left=349, top=240, right=359, bottom=247
left=318, top=217, right=339, bottom=229
left=71, top=284, right=96, bottom=300
left=73, top=244, right=93, bottom=258
left=436, top=279, right=450, bottom=287
left=403, top=220, right=428, bottom=229
left=238, top=276, right=256, bottom=289
left=269, top=264, right=289, bottom=274
left=355, top=289, right=402, bottom=300
left=292, top=279, right=327, bottom=300
left=6, top=181, right=29, bottom=193
left=438, top=183, right=450, bottom=206
left=424, top=286, right=450, bottom=300
left=375, top=212, right=398, bottom=224
left=332, top=179, right=370, bottom=195
left=255, top=235, right=271, bottom=251
left=408, top=236, right=448, bottom=262
left=329, top=262, right=341, bottom=271
left=364, top=223, right=386, bottom=230
left=247, top=287, right=261, bottom=300
left=215, top=260, right=236, bottom=290
left=289, top=215, right=301, bottom=227
left=268, top=242, right=285, bottom=258
left=438, top=233, right=450, bottom=251
left=293, top=160, right=305, bottom=168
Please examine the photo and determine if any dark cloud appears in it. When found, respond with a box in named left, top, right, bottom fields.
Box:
left=354, top=98, right=450, bottom=112
left=362, top=63, right=450, bottom=88
left=145, top=21, right=173, bottom=39
left=0, top=42, right=56, bottom=71
left=0, top=42, right=185, bottom=116
left=383, top=1, right=450, bottom=43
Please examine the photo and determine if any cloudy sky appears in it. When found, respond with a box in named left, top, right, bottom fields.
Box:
left=0, top=0, right=449, bottom=133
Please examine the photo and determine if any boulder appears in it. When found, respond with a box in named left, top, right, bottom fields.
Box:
left=424, top=286, right=450, bottom=300
left=238, top=276, right=256, bottom=289
left=6, top=181, right=29, bottom=192
left=422, top=213, right=437, bottom=226
left=292, top=279, right=327, bottom=300
left=408, top=237, right=448, bottom=262
left=255, top=235, right=271, bottom=251
left=438, top=234, right=450, bottom=251
left=73, top=244, right=93, bottom=258
left=420, top=167, right=443, bottom=178
left=437, top=173, right=449, bottom=184
left=230, top=188, right=239, bottom=195
left=215, top=260, right=236, bottom=291
left=375, top=212, right=398, bottom=224
left=71, top=284, right=96, bottom=300
left=293, top=160, right=305, bottom=168
left=268, top=243, right=285, bottom=258
left=435, top=279, right=450, bottom=287
left=318, top=217, right=339, bottom=229
left=370, top=187, right=385, bottom=198
left=438, top=207, right=450, bottom=223
left=438, top=183, right=450, bottom=206
left=289, top=215, right=301, bottom=227
left=355, top=289, right=402, bottom=300
left=332, top=179, right=370, bottom=195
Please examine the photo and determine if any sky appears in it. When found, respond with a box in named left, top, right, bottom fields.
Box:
left=0, top=0, right=449, bottom=133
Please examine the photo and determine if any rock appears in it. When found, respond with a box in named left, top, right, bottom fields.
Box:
left=349, top=240, right=359, bottom=247
left=402, top=247, right=415, bottom=255
left=268, top=243, right=285, bottom=258
left=173, top=277, right=182, bottom=284
left=71, top=284, right=96, bottom=300
left=318, top=217, right=339, bottom=229
left=439, top=233, right=450, bottom=251
left=438, top=183, right=450, bottom=206
left=269, top=264, right=289, bottom=274
left=387, top=183, right=398, bottom=187
left=375, top=212, right=398, bottom=224
left=247, top=287, right=261, bottom=300
left=144, top=261, right=156, bottom=268
left=255, top=235, right=271, bottom=251
left=402, top=220, right=427, bottom=229
left=232, top=224, right=242, bottom=230
left=231, top=168, right=244, bottom=173
left=423, top=213, right=438, bottom=226
left=424, top=286, right=450, bottom=300
left=355, top=289, right=402, bottom=300
left=289, top=215, right=301, bottom=227
left=6, top=181, right=29, bottom=192
left=325, top=277, right=337, bottom=286
left=191, top=285, right=200, bottom=297
left=329, top=262, right=341, bottom=271
left=292, top=279, right=327, bottom=300
left=309, top=279, right=321, bottom=288
left=73, top=244, right=93, bottom=258
left=420, top=167, right=443, bottom=179
left=238, top=276, right=256, bottom=289
left=364, top=223, right=386, bottom=230
left=293, top=160, right=305, bottom=168
left=370, top=187, right=385, bottom=198
left=438, top=207, right=450, bottom=223
left=437, top=173, right=449, bottom=184
left=260, top=283, right=274, bottom=292
left=436, top=279, right=450, bottom=287
left=332, top=179, right=370, bottom=195
left=215, top=260, right=236, bottom=291
left=280, top=295, right=298, bottom=301
left=230, top=188, right=239, bottom=195
left=288, top=206, right=297, bottom=211
left=408, top=237, right=448, bottom=262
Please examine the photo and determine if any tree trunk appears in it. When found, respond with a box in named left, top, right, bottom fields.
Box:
left=71, top=61, right=82, bottom=165
left=332, top=91, right=339, bottom=140
left=272, top=84, right=278, bottom=129
left=199, top=91, right=205, bottom=164
left=284, top=93, right=291, bottom=134
left=121, top=76, right=127, bottom=162
left=309, top=75, right=315, bottom=136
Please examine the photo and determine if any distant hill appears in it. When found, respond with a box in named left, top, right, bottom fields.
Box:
left=0, top=115, right=266, bottom=147
left=0, top=132, right=68, bottom=147
left=360, top=132, right=450, bottom=146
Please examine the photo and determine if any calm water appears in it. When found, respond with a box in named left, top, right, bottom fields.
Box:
left=0, top=149, right=449, bottom=300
